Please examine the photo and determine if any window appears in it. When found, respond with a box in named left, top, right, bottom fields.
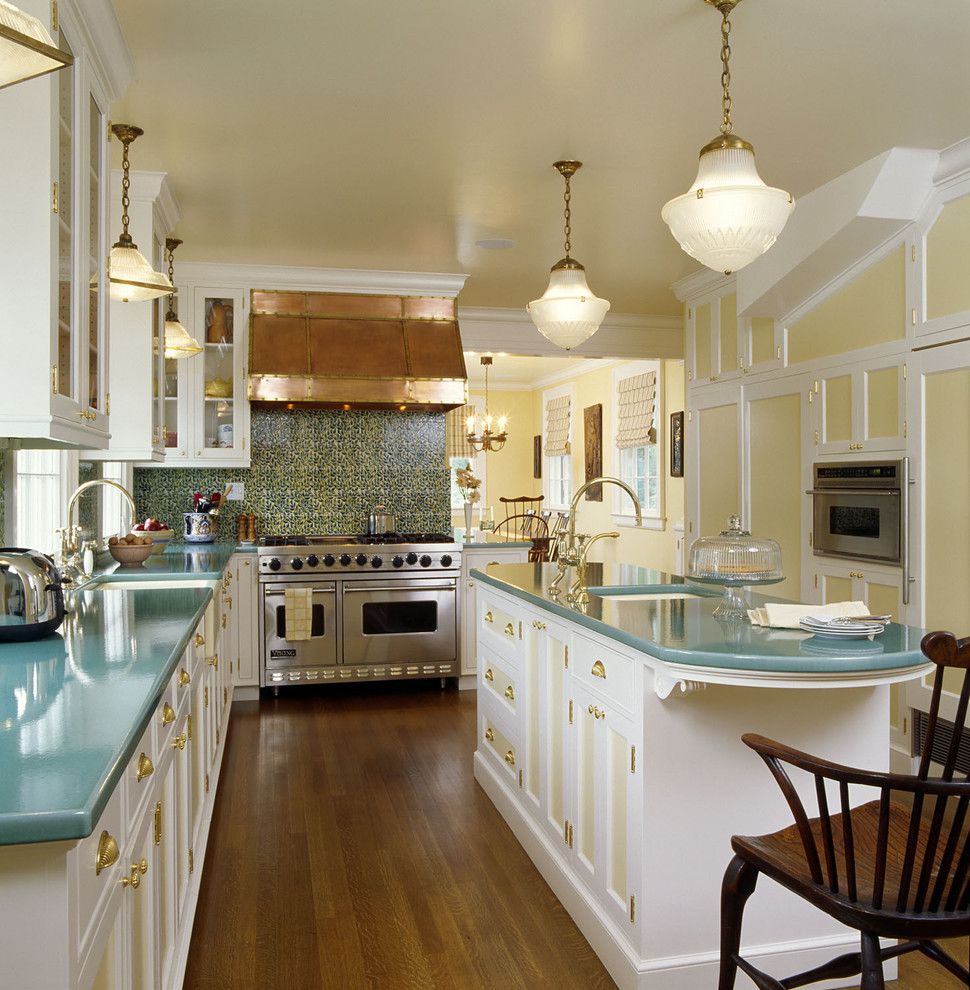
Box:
left=612, top=362, right=662, bottom=525
left=445, top=404, right=485, bottom=512
left=542, top=384, right=574, bottom=510
left=13, top=450, right=74, bottom=556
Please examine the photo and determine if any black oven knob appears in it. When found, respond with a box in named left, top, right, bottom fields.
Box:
left=290, top=558, right=303, bottom=570
left=306, top=554, right=319, bottom=567
left=355, top=553, right=368, bottom=566
left=392, top=555, right=404, bottom=568
left=339, top=554, right=351, bottom=566
left=405, top=552, right=418, bottom=565
left=440, top=554, right=453, bottom=567
left=419, top=554, right=432, bottom=567
left=323, top=554, right=335, bottom=567
left=371, top=556, right=383, bottom=568
left=268, top=557, right=281, bottom=571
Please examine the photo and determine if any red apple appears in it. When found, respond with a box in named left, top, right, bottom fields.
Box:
left=133, top=523, right=145, bottom=531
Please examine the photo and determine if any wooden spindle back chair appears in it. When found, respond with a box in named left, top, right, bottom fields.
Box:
left=719, top=630, right=970, bottom=990
left=492, top=513, right=550, bottom=562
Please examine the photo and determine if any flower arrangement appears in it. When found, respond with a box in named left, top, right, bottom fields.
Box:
left=456, top=465, right=481, bottom=504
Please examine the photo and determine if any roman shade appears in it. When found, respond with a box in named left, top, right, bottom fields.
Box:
left=445, top=404, right=475, bottom=459
left=616, top=371, right=657, bottom=449
left=544, top=393, right=572, bottom=457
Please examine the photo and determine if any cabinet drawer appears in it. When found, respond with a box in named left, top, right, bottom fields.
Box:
left=481, top=714, right=519, bottom=786
left=71, top=782, right=125, bottom=958
left=171, top=650, right=194, bottom=712
left=125, top=719, right=158, bottom=826
left=572, top=636, right=638, bottom=713
left=479, top=593, right=524, bottom=667
left=480, top=646, right=519, bottom=717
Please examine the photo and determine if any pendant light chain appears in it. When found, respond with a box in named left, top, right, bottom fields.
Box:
left=120, top=136, right=132, bottom=239
left=562, top=170, right=572, bottom=259
left=719, top=7, right=733, bottom=135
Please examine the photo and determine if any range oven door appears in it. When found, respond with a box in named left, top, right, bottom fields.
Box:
left=342, top=578, right=457, bottom=665
left=262, top=581, right=338, bottom=671
left=811, top=488, right=901, bottom=563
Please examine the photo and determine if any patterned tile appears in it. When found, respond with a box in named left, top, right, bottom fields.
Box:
left=134, top=408, right=451, bottom=539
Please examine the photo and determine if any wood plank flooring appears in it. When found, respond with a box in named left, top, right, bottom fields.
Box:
left=185, top=683, right=968, bottom=989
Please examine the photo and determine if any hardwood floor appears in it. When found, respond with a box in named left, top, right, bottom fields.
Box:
left=185, top=684, right=968, bottom=989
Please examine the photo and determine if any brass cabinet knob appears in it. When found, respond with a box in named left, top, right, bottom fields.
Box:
left=504, top=622, right=515, bottom=637
left=172, top=733, right=187, bottom=751
left=136, top=753, right=154, bottom=782
left=504, top=750, right=516, bottom=767
left=484, top=668, right=494, bottom=682
left=504, top=684, right=515, bottom=702
left=194, top=633, right=205, bottom=647
left=160, top=702, right=175, bottom=726
left=207, top=654, right=219, bottom=670
left=591, top=660, right=607, bottom=679
left=121, top=858, right=148, bottom=889
left=587, top=703, right=605, bottom=720
left=178, top=669, right=190, bottom=687
left=484, top=727, right=495, bottom=742
left=484, top=610, right=494, bottom=624
left=95, top=830, right=119, bottom=875
left=532, top=620, right=547, bottom=630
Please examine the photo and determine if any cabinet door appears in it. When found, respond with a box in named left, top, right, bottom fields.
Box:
left=688, top=386, right=741, bottom=542
left=234, top=555, right=259, bottom=686
left=570, top=681, right=600, bottom=890
left=815, top=357, right=907, bottom=455
left=127, top=804, right=159, bottom=990
left=156, top=756, right=178, bottom=990
left=815, top=559, right=902, bottom=620
left=537, top=620, right=571, bottom=853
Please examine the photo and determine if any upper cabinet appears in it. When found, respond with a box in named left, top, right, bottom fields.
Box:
left=689, top=291, right=782, bottom=386
left=917, top=188, right=970, bottom=343
left=0, top=0, right=131, bottom=449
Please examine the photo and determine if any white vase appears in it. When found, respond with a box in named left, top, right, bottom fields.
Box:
left=463, top=501, right=474, bottom=535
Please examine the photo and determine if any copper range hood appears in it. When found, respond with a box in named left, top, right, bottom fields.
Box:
left=248, top=290, right=467, bottom=411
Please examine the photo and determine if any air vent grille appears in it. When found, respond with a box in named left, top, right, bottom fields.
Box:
left=913, top=709, right=970, bottom=777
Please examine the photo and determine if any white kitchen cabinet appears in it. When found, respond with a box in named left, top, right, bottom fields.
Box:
left=688, top=291, right=748, bottom=387
left=148, top=286, right=251, bottom=467
left=813, top=558, right=904, bottom=622
left=230, top=553, right=260, bottom=698
left=0, top=0, right=121, bottom=449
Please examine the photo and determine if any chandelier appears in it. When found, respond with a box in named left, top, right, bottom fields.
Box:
left=527, top=160, right=610, bottom=351
left=0, top=0, right=73, bottom=89
left=108, top=125, right=174, bottom=303
left=466, top=356, right=507, bottom=453
left=661, top=0, right=794, bottom=275
left=163, top=239, right=202, bottom=359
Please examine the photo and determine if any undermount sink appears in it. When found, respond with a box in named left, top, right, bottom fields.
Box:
left=85, top=578, right=218, bottom=592
left=587, top=584, right=706, bottom=601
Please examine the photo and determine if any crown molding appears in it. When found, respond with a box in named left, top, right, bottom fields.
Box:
left=670, top=267, right=735, bottom=303
left=67, top=0, right=135, bottom=102
left=934, top=136, right=970, bottom=186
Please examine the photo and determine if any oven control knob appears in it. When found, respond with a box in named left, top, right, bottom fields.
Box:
left=268, top=557, right=281, bottom=572
left=371, top=556, right=383, bottom=568
left=323, top=554, right=335, bottom=567
left=419, top=554, right=432, bottom=567
left=440, top=554, right=453, bottom=567
left=355, top=553, right=368, bottom=566
left=406, top=552, right=418, bottom=565
left=339, top=554, right=351, bottom=566
left=392, top=555, right=404, bottom=568
left=306, top=554, right=319, bottom=568
left=290, top=558, right=303, bottom=570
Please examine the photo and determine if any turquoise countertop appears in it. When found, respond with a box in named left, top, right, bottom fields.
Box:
left=471, top=561, right=930, bottom=676
left=453, top=527, right=531, bottom=549
left=0, top=545, right=236, bottom=846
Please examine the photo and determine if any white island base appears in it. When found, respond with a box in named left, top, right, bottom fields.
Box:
left=471, top=577, right=928, bottom=989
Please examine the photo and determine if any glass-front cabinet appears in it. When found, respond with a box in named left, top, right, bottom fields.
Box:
left=0, top=0, right=113, bottom=447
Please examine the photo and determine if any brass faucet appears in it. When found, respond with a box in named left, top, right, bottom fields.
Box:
left=548, top=475, right=642, bottom=604
left=57, top=479, right=137, bottom=585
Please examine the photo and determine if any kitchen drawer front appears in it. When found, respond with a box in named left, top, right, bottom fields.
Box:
left=170, top=646, right=195, bottom=714
left=480, top=711, right=520, bottom=788
left=571, top=635, right=639, bottom=716
left=71, top=781, right=125, bottom=959
left=124, top=718, right=158, bottom=826
left=479, top=644, right=519, bottom=719
left=156, top=680, right=177, bottom=752
left=478, top=590, right=525, bottom=666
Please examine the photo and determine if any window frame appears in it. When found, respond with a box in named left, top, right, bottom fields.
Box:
left=542, top=382, right=575, bottom=511
left=449, top=401, right=486, bottom=514
left=610, top=360, right=665, bottom=530
left=9, top=449, right=78, bottom=556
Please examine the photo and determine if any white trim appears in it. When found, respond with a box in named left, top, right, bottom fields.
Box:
left=933, top=136, right=970, bottom=186
left=671, top=268, right=734, bottom=304
left=610, top=360, right=663, bottom=525
left=542, top=381, right=575, bottom=510
left=62, top=0, right=134, bottom=103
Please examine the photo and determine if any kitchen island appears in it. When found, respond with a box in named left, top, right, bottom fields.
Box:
left=470, top=561, right=931, bottom=990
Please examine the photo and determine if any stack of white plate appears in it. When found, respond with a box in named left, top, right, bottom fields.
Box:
left=799, top=616, right=886, bottom=640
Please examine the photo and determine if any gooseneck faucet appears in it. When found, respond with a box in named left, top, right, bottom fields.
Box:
left=57, top=479, right=137, bottom=585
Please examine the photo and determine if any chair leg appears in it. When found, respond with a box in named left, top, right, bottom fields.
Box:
left=718, top=854, right=759, bottom=990
left=859, top=932, right=885, bottom=990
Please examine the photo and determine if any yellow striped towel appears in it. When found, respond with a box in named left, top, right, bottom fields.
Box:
left=284, top=587, right=313, bottom=641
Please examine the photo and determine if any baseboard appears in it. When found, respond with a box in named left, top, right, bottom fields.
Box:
left=474, top=751, right=887, bottom=990
left=231, top=685, right=259, bottom=702
left=458, top=675, right=477, bottom=691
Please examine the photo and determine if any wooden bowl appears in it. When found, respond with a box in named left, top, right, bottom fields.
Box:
left=108, top=542, right=154, bottom=566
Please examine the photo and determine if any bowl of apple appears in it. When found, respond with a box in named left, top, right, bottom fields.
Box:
left=131, top=518, right=174, bottom=555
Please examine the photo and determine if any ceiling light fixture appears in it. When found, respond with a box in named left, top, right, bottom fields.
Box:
left=163, top=238, right=202, bottom=359
left=466, top=355, right=507, bottom=453
left=527, top=160, right=610, bottom=351
left=661, top=0, right=794, bottom=275
left=108, top=124, right=174, bottom=302
left=0, top=0, right=73, bottom=90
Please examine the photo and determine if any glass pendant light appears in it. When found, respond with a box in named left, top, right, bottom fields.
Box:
left=0, top=0, right=73, bottom=89
left=528, top=160, right=610, bottom=351
left=163, top=238, right=202, bottom=359
left=108, top=124, right=174, bottom=303
left=466, top=355, right=508, bottom=453
left=661, top=0, right=794, bottom=275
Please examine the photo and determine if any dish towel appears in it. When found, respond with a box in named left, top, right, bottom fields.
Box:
left=284, top=587, right=313, bottom=640
left=748, top=600, right=869, bottom=630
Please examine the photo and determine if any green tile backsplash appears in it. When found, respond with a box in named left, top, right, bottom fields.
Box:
left=134, top=408, right=451, bottom=539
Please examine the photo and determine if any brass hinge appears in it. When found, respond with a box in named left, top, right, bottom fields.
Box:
left=223, top=686, right=227, bottom=706
left=568, top=823, right=573, bottom=848
left=105, top=393, right=110, bottom=416
left=518, top=621, right=523, bottom=640
left=564, top=820, right=568, bottom=846
left=687, top=410, right=692, bottom=423
left=216, top=726, right=220, bottom=746
left=152, top=336, right=160, bottom=357
left=808, top=390, right=813, bottom=404
left=911, top=308, right=917, bottom=326
left=51, top=364, right=58, bottom=395
left=204, top=686, right=209, bottom=708
left=564, top=645, right=569, bottom=669
left=569, top=699, right=573, bottom=724
left=814, top=430, right=819, bottom=446
left=814, top=574, right=818, bottom=590
left=51, top=0, right=58, bottom=32
left=153, top=801, right=162, bottom=846
left=687, top=369, right=693, bottom=381
left=631, top=745, right=636, bottom=773
left=52, top=181, right=58, bottom=214
left=911, top=243, right=916, bottom=262
left=809, top=530, right=813, bottom=548
left=230, top=659, right=233, bottom=674
left=689, top=521, right=693, bottom=533
left=903, top=419, right=907, bottom=439
left=204, top=772, right=209, bottom=794
left=903, top=716, right=908, bottom=735
left=776, top=346, right=782, bottom=360
left=518, top=768, right=523, bottom=789
left=814, top=380, right=819, bottom=393
left=688, top=307, right=693, bottom=319
left=243, top=436, right=247, bottom=450
left=630, top=895, right=636, bottom=924
left=188, top=847, right=194, bottom=874
left=187, top=712, right=192, bottom=741
left=903, top=363, right=907, bottom=381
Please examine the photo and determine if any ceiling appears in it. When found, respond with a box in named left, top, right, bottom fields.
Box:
left=111, top=0, right=970, bottom=318
left=464, top=352, right=594, bottom=388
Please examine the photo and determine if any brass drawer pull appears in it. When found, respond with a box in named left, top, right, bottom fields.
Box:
left=207, top=653, right=219, bottom=670
left=504, top=685, right=515, bottom=702
left=194, top=633, right=205, bottom=647
left=484, top=668, right=494, bottom=682
left=172, top=733, right=187, bottom=751
left=160, top=702, right=175, bottom=726
left=504, top=750, right=516, bottom=767
left=591, top=660, right=607, bottom=679
left=136, top=753, right=154, bottom=782
left=484, top=727, right=495, bottom=742
left=178, top=668, right=190, bottom=687
left=121, top=859, right=148, bottom=890
left=95, top=831, right=119, bottom=876
left=532, top=619, right=547, bottom=630
left=504, top=622, right=515, bottom=637
left=484, top=610, right=494, bottom=624
left=587, top=704, right=606, bottom=720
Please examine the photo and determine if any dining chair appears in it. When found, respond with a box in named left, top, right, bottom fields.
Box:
left=492, top=513, right=550, bottom=562
left=719, top=630, right=970, bottom=990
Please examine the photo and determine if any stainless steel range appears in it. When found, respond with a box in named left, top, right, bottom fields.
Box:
left=257, top=533, right=461, bottom=687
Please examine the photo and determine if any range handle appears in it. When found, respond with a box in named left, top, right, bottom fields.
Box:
left=804, top=488, right=900, bottom=496
left=343, top=583, right=456, bottom=594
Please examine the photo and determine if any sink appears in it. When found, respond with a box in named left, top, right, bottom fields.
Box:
left=85, top=578, right=218, bottom=591
left=587, top=584, right=707, bottom=601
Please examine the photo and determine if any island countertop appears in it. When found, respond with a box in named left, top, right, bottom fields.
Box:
left=471, top=560, right=932, bottom=682
left=0, top=545, right=240, bottom=846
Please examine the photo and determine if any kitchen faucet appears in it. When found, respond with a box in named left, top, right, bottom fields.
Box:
left=548, top=476, right=642, bottom=604
left=57, top=479, right=137, bottom=586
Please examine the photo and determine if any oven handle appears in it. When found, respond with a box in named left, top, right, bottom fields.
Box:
left=901, top=456, right=910, bottom=606
left=264, top=588, right=336, bottom=597
left=343, top=584, right=456, bottom=593
left=804, top=488, right=900, bottom=496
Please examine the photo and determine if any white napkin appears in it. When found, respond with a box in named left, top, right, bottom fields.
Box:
left=748, top=600, right=869, bottom=630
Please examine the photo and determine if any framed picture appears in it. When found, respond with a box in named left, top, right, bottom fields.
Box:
left=584, top=404, right=603, bottom=500
left=533, top=435, right=542, bottom=479
left=670, top=411, right=684, bottom=478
